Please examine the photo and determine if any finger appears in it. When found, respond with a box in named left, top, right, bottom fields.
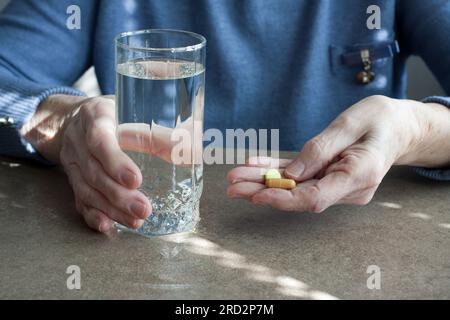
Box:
left=294, top=151, right=380, bottom=212
left=251, top=179, right=317, bottom=211
left=83, top=155, right=151, bottom=219
left=254, top=142, right=384, bottom=213
left=118, top=122, right=175, bottom=161
left=285, top=112, right=368, bottom=181
left=118, top=123, right=152, bottom=154
left=80, top=205, right=114, bottom=233
left=254, top=173, right=350, bottom=213
left=68, top=163, right=146, bottom=229
left=246, top=156, right=293, bottom=168
left=227, top=181, right=266, bottom=199
left=251, top=188, right=298, bottom=211
left=118, top=121, right=199, bottom=166
left=73, top=130, right=151, bottom=219
left=80, top=97, right=142, bottom=189
left=227, top=166, right=285, bottom=184
left=135, top=59, right=189, bottom=78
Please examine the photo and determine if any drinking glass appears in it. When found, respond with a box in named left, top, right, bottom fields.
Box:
left=115, top=29, right=206, bottom=236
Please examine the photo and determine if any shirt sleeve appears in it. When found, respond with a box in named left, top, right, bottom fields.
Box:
left=397, top=0, right=450, bottom=180
left=0, top=0, right=97, bottom=164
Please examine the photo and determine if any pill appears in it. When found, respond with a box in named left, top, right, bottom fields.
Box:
left=264, top=168, right=282, bottom=180
left=265, top=178, right=296, bottom=190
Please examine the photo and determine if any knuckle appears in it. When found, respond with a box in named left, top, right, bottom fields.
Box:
left=352, top=188, right=376, bottom=206
left=89, top=97, right=115, bottom=116
left=355, top=194, right=373, bottom=206
left=304, top=137, right=326, bottom=158
left=366, top=95, right=390, bottom=105
left=86, top=123, right=109, bottom=149
left=366, top=171, right=382, bottom=187
left=79, top=103, right=95, bottom=123
left=342, top=153, right=360, bottom=167
left=80, top=98, right=113, bottom=129
left=366, top=95, right=396, bottom=114
left=84, top=157, right=101, bottom=186
left=76, top=184, right=92, bottom=204
left=310, top=198, right=326, bottom=213
left=108, top=185, right=123, bottom=204
left=366, top=163, right=385, bottom=187
left=92, top=95, right=114, bottom=106
left=332, top=114, right=356, bottom=132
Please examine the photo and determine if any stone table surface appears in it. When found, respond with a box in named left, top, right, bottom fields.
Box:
left=0, top=154, right=450, bottom=300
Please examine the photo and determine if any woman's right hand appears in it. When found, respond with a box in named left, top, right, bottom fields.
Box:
left=61, top=96, right=152, bottom=232
left=25, top=91, right=202, bottom=233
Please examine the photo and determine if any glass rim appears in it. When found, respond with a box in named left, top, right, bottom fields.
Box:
left=114, top=29, right=207, bottom=53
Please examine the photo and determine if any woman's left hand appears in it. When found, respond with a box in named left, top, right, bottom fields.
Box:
left=227, top=95, right=450, bottom=212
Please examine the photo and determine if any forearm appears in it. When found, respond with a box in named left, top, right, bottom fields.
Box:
left=396, top=100, right=450, bottom=168
left=20, top=94, right=85, bottom=164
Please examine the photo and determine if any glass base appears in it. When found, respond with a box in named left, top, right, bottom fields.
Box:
left=115, top=219, right=199, bottom=238
left=115, top=202, right=200, bottom=237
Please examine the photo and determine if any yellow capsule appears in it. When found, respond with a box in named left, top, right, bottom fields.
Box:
left=265, top=178, right=296, bottom=190
left=264, top=168, right=282, bottom=180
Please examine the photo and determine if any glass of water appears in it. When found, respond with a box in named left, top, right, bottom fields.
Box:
left=115, top=29, right=206, bottom=236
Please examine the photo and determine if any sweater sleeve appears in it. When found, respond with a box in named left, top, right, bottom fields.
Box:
left=0, top=0, right=97, bottom=164
left=397, top=0, right=450, bottom=180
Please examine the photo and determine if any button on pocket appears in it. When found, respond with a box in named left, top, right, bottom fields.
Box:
left=329, top=40, right=400, bottom=88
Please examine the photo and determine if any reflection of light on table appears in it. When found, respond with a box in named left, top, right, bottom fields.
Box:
left=1, top=161, right=20, bottom=168
left=375, top=201, right=402, bottom=209
left=438, top=223, right=450, bottom=230
left=141, top=283, right=192, bottom=290
left=163, top=234, right=339, bottom=300
left=408, top=212, right=432, bottom=221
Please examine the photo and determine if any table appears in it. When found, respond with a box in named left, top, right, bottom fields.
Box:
left=1, top=153, right=449, bottom=299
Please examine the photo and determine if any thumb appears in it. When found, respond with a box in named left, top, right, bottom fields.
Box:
left=285, top=117, right=366, bottom=181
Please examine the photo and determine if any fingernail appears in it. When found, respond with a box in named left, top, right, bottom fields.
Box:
left=285, top=162, right=305, bottom=179
left=120, top=170, right=137, bottom=188
left=130, top=201, right=149, bottom=218
left=99, top=221, right=111, bottom=233
left=134, top=219, right=145, bottom=229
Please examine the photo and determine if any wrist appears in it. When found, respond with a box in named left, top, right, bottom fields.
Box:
left=21, top=94, right=85, bottom=163
left=395, top=99, right=450, bottom=167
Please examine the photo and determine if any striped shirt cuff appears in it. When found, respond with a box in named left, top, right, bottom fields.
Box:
left=412, top=96, right=450, bottom=181
left=0, top=81, right=85, bottom=164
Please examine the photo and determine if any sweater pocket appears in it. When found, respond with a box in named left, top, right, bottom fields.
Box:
left=329, top=39, right=400, bottom=90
